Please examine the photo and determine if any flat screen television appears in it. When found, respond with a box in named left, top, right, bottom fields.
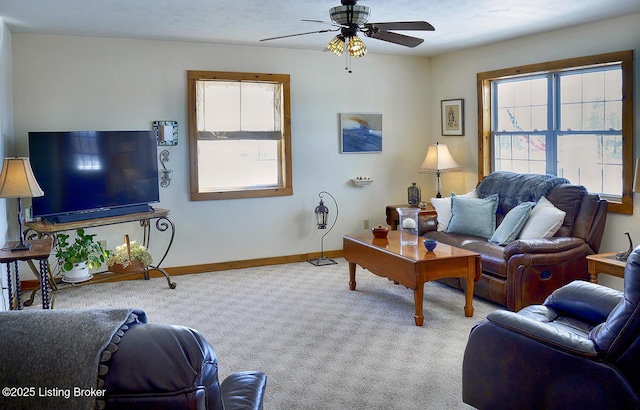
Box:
left=28, top=130, right=160, bottom=223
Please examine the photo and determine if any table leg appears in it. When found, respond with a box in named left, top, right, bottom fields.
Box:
left=40, top=259, right=50, bottom=309
left=15, top=261, right=21, bottom=310
left=464, top=258, right=476, bottom=317
left=413, top=285, right=424, bottom=326
left=6, top=262, right=13, bottom=310
left=348, top=262, right=357, bottom=291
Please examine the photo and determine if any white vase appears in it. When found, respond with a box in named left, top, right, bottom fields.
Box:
left=62, top=262, right=91, bottom=283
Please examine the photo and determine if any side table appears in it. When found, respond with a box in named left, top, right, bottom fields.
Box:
left=385, top=204, right=436, bottom=230
left=586, top=252, right=626, bottom=284
left=0, top=238, right=52, bottom=309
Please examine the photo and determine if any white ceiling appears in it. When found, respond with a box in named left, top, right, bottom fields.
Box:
left=1, top=0, right=639, bottom=57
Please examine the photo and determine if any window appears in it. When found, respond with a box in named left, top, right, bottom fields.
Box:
left=478, top=51, right=634, bottom=214
left=188, top=71, right=292, bottom=200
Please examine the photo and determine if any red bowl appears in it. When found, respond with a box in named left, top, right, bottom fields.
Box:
left=372, top=226, right=389, bottom=239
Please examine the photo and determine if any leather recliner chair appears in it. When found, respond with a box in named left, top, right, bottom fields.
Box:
left=462, top=246, right=640, bottom=409
left=0, top=309, right=266, bottom=409
left=103, top=322, right=267, bottom=409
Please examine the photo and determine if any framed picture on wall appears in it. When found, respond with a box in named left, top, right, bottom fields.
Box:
left=441, top=99, right=464, bottom=136
left=340, top=113, right=382, bottom=153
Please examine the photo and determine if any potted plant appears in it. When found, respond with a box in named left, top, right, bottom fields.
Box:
left=54, top=228, right=109, bottom=283
left=107, top=235, right=153, bottom=274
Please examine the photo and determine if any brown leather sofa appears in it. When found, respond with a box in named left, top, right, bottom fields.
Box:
left=419, top=172, right=608, bottom=311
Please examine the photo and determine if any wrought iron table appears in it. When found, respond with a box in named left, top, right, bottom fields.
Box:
left=25, top=208, right=176, bottom=308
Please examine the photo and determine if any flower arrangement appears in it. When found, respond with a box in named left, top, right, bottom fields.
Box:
left=107, top=235, right=152, bottom=272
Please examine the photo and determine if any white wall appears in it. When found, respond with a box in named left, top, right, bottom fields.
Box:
left=429, top=13, right=640, bottom=290
left=0, top=21, right=13, bottom=309
left=11, top=34, right=432, bottom=275
left=8, top=14, right=640, bottom=290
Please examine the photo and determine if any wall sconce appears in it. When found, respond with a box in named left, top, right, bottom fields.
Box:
left=159, top=150, right=172, bottom=188
left=309, top=191, right=338, bottom=266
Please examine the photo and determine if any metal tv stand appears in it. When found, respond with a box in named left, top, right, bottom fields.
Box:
left=25, top=207, right=176, bottom=309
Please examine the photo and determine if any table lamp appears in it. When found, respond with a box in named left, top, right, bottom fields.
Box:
left=418, top=142, right=460, bottom=198
left=0, top=157, right=44, bottom=251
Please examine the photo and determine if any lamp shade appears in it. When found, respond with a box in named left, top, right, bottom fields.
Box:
left=326, top=35, right=345, bottom=56
left=633, top=158, right=640, bottom=192
left=418, top=143, right=460, bottom=174
left=0, top=157, right=44, bottom=198
left=329, top=4, right=370, bottom=25
left=634, top=157, right=640, bottom=193
left=347, top=35, right=367, bottom=58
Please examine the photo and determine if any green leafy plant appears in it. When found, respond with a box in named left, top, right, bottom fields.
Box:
left=54, top=229, right=110, bottom=272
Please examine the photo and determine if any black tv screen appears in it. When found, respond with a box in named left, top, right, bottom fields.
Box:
left=28, top=130, right=159, bottom=223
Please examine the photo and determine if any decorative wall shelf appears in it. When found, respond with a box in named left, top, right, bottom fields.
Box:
left=351, top=177, right=373, bottom=187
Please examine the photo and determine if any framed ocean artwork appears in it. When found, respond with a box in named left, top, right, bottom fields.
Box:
left=340, top=113, right=382, bottom=153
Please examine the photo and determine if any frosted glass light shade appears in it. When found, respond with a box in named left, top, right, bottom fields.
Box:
left=329, top=5, right=370, bottom=25
left=348, top=36, right=367, bottom=58
left=326, top=35, right=345, bottom=56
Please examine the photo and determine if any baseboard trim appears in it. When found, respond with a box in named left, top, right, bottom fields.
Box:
left=19, top=250, right=344, bottom=290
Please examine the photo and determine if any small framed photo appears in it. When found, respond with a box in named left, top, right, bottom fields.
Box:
left=153, top=120, right=178, bottom=146
left=441, top=99, right=464, bottom=136
left=340, top=113, right=382, bottom=153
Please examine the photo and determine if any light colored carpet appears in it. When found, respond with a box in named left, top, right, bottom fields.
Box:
left=27, top=258, right=500, bottom=409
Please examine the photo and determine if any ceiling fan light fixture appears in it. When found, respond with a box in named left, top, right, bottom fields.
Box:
left=326, top=35, right=345, bottom=56
left=347, top=35, right=367, bottom=58
left=329, top=5, right=370, bottom=26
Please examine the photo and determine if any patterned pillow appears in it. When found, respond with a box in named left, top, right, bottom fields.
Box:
left=430, top=190, right=478, bottom=231
left=446, top=194, right=499, bottom=239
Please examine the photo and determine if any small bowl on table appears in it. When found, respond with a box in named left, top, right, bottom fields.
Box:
left=423, top=239, right=438, bottom=251
left=371, top=225, right=389, bottom=239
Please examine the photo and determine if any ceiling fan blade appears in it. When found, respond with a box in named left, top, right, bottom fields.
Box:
left=364, top=29, right=424, bottom=48
left=302, top=19, right=344, bottom=28
left=260, top=28, right=338, bottom=42
left=365, top=21, right=435, bottom=31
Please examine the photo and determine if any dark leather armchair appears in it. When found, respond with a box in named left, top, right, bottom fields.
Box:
left=0, top=308, right=266, bottom=410
left=104, top=322, right=267, bottom=409
left=462, top=247, right=640, bottom=409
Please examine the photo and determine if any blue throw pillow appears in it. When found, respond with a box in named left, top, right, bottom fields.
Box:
left=489, top=202, right=535, bottom=245
left=446, top=194, right=499, bottom=239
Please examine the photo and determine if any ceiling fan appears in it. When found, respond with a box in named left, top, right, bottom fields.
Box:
left=259, top=0, right=435, bottom=60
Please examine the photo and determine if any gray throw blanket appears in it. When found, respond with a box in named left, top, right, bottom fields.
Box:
left=0, top=308, right=146, bottom=410
left=477, top=171, right=570, bottom=214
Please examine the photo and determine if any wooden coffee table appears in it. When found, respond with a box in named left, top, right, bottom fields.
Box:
left=343, top=231, right=481, bottom=326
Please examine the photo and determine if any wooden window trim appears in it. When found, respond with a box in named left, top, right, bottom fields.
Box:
left=187, top=70, right=292, bottom=200
left=477, top=50, right=634, bottom=214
